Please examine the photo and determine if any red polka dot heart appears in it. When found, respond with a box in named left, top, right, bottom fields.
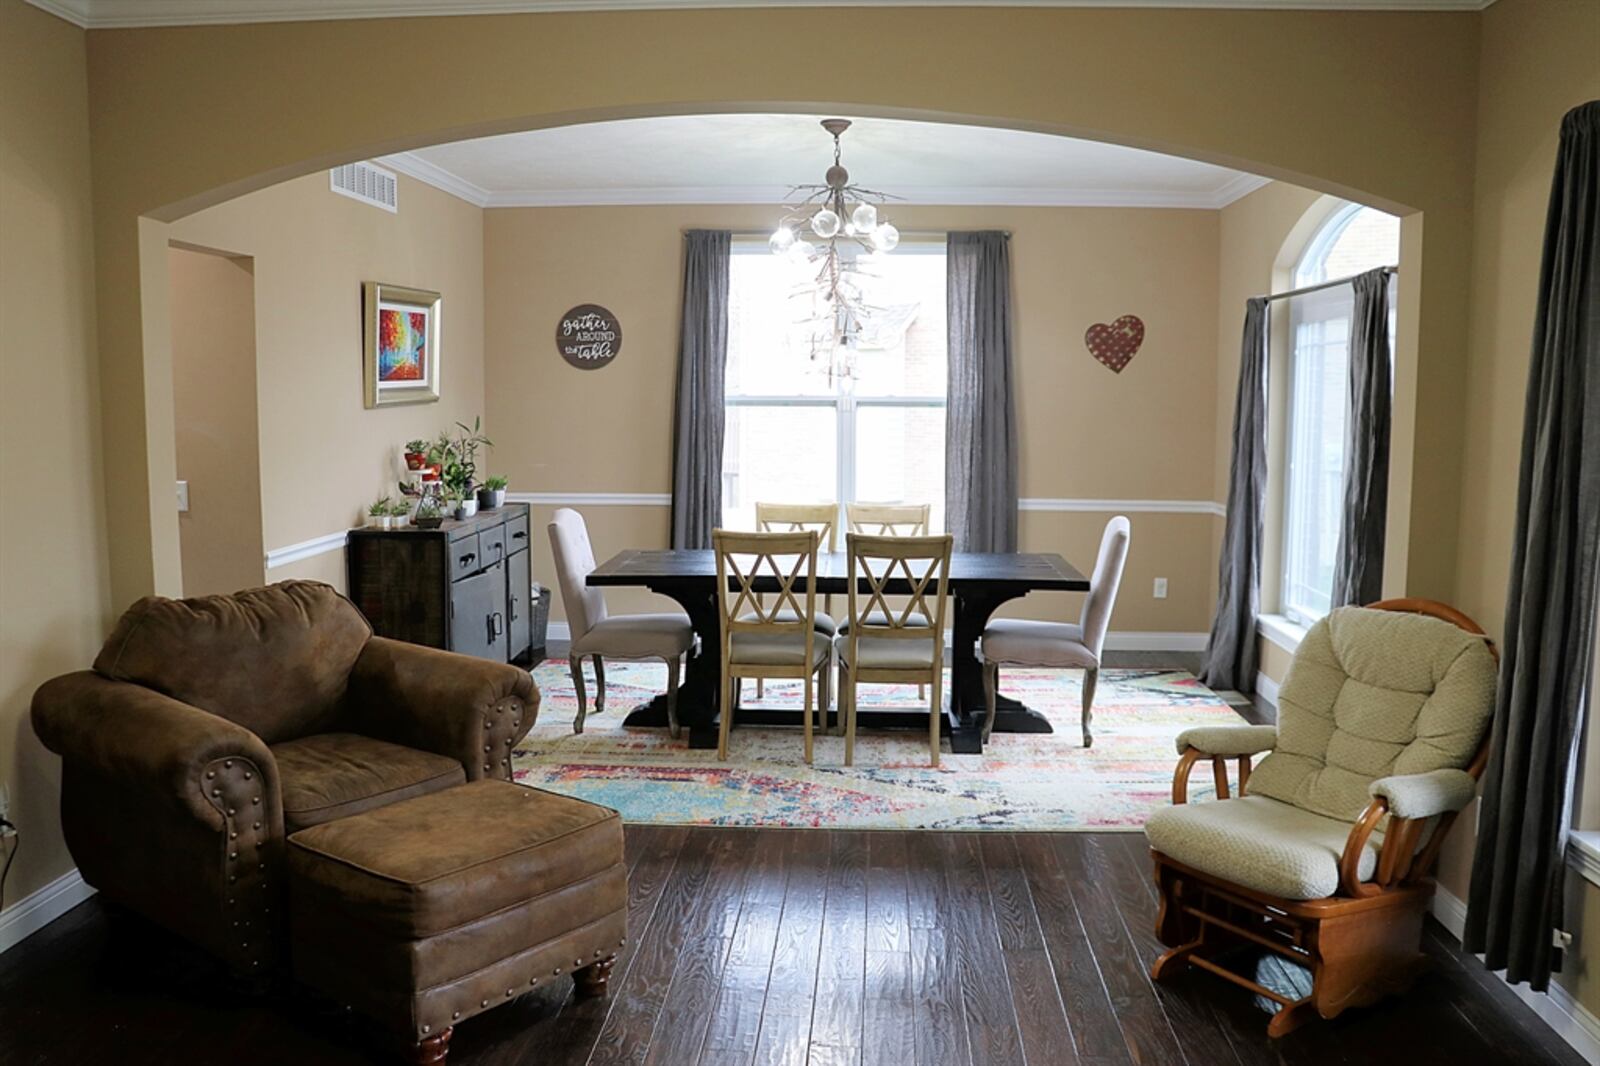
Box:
left=1084, top=315, right=1145, bottom=374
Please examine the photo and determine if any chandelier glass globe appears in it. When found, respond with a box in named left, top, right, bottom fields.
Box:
left=768, top=226, right=795, bottom=254
left=873, top=223, right=900, bottom=252
left=850, top=203, right=878, bottom=234
left=810, top=209, right=841, bottom=239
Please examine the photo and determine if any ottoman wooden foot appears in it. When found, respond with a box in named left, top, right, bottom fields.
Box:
left=574, top=956, right=616, bottom=999
left=411, top=1026, right=452, bottom=1064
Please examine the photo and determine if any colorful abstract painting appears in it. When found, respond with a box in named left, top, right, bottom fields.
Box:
left=378, top=304, right=429, bottom=383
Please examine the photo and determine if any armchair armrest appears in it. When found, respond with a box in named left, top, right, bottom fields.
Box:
left=1174, top=724, right=1278, bottom=758
left=32, top=671, right=279, bottom=828
left=344, top=637, right=539, bottom=781
left=1369, top=768, right=1478, bottom=820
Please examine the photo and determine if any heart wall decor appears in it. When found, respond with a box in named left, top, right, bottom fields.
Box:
left=1085, top=315, right=1145, bottom=373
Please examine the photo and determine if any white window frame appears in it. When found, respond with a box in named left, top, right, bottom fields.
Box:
left=723, top=237, right=948, bottom=533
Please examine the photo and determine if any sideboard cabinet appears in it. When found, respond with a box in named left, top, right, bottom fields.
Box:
left=347, top=502, right=535, bottom=663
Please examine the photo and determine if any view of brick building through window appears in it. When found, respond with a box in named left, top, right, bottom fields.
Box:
left=723, top=240, right=948, bottom=535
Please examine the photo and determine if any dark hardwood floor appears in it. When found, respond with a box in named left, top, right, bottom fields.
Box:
left=0, top=826, right=1582, bottom=1066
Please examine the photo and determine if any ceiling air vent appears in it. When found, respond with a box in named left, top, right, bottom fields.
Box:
left=330, top=161, right=398, bottom=212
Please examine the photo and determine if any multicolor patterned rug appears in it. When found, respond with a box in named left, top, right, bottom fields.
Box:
left=511, top=660, right=1244, bottom=831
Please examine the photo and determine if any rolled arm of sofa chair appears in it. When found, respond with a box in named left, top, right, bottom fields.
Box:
left=32, top=671, right=280, bottom=827
left=1174, top=724, right=1279, bottom=758
left=344, top=637, right=539, bottom=781
left=1368, top=768, right=1479, bottom=820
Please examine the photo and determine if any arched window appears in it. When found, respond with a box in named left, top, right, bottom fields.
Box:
left=1280, top=205, right=1399, bottom=624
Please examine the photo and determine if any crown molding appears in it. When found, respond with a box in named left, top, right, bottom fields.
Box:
left=27, top=0, right=1498, bottom=30
left=379, top=151, right=1272, bottom=211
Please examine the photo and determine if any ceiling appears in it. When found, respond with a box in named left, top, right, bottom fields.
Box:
left=387, top=114, right=1274, bottom=210
left=30, top=0, right=1496, bottom=30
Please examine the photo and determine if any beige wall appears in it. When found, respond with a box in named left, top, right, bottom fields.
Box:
left=0, top=0, right=110, bottom=905
left=169, top=247, right=265, bottom=596
left=1439, top=0, right=1600, bottom=1012
left=486, top=203, right=1222, bottom=633
left=167, top=171, right=486, bottom=588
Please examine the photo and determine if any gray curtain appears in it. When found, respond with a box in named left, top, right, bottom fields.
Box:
left=946, top=231, right=1018, bottom=552
left=1466, top=100, right=1600, bottom=992
left=1200, top=298, right=1270, bottom=694
left=1330, top=268, right=1394, bottom=607
left=670, top=230, right=731, bottom=549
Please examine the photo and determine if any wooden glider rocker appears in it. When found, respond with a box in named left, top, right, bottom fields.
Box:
left=1145, top=599, right=1498, bottom=1037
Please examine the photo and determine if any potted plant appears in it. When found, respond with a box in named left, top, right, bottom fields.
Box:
left=413, top=497, right=444, bottom=529
left=367, top=496, right=394, bottom=529
left=388, top=498, right=413, bottom=526
left=478, top=475, right=507, bottom=510
left=403, top=439, right=428, bottom=471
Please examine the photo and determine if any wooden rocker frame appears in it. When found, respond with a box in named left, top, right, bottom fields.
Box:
left=1150, top=598, right=1497, bottom=1037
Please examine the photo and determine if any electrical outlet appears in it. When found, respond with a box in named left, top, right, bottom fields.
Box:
left=1153, top=577, right=1169, bottom=599
left=1555, top=928, right=1574, bottom=950
left=176, top=480, right=190, bottom=513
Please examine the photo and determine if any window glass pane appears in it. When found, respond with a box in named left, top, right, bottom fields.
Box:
left=1294, top=206, right=1400, bottom=287
left=853, top=404, right=947, bottom=533
left=1282, top=293, right=1350, bottom=623
left=721, top=405, right=838, bottom=530
left=726, top=247, right=833, bottom=398
left=849, top=248, right=948, bottom=398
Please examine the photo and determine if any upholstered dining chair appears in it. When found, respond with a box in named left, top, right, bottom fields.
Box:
left=979, top=515, right=1130, bottom=747
left=845, top=502, right=933, bottom=702
left=838, top=532, right=953, bottom=767
left=1143, top=600, right=1498, bottom=1036
left=548, top=508, right=694, bottom=736
left=752, top=501, right=839, bottom=700
left=713, top=528, right=831, bottom=764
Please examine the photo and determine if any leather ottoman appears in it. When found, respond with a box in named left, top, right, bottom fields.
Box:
left=287, top=779, right=626, bottom=1064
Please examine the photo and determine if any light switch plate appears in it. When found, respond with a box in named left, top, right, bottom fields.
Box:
left=176, top=480, right=190, bottom=513
left=1153, top=577, right=1168, bottom=599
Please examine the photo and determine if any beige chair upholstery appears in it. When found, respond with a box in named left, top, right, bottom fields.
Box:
left=1145, top=606, right=1497, bottom=901
left=548, top=508, right=693, bottom=736
left=980, top=516, right=1130, bottom=747
left=838, top=532, right=953, bottom=767
left=714, top=528, right=831, bottom=764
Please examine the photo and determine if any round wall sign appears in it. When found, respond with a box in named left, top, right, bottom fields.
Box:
left=556, top=304, right=622, bottom=370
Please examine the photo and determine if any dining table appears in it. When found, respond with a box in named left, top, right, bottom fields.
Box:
left=586, top=548, right=1089, bottom=754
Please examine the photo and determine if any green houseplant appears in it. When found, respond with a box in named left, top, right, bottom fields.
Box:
left=477, top=475, right=508, bottom=510
left=413, top=496, right=444, bottom=530
left=367, top=495, right=395, bottom=529
left=403, top=439, right=428, bottom=471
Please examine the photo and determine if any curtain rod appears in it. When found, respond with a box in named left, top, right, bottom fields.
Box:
left=1257, top=265, right=1397, bottom=304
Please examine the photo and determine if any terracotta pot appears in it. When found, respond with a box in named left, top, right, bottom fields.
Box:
left=404, top=452, right=426, bottom=471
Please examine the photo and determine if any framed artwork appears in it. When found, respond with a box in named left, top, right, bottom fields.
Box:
left=363, top=281, right=441, bottom=408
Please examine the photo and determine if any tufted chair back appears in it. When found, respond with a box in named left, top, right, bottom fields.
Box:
left=1246, top=606, right=1498, bottom=823
left=92, top=580, right=373, bottom=744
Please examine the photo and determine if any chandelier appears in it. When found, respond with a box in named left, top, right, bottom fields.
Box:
left=768, top=118, right=900, bottom=382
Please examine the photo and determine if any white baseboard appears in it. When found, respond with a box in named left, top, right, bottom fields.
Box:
left=544, top=622, right=1205, bottom=655
left=1431, top=886, right=1600, bottom=1064
left=1254, top=671, right=1280, bottom=706
left=0, top=868, right=94, bottom=954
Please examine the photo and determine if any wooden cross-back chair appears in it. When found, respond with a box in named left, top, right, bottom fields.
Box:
left=838, top=533, right=953, bottom=767
left=845, top=503, right=933, bottom=701
left=712, top=528, right=830, bottom=764
left=752, top=502, right=839, bottom=702
left=1145, top=598, right=1499, bottom=1037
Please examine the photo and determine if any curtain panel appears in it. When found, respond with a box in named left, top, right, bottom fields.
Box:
left=1200, top=298, right=1271, bottom=694
left=1466, top=101, right=1600, bottom=991
left=1330, top=267, right=1394, bottom=608
left=945, top=231, right=1019, bottom=553
left=670, top=230, right=731, bottom=549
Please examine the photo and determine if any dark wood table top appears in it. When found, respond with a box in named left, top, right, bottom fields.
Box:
left=588, top=549, right=1088, bottom=591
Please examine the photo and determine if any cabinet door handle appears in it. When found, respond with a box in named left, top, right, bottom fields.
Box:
left=512, top=530, right=527, bottom=540
left=458, top=552, right=476, bottom=568
left=510, top=596, right=519, bottom=621
left=488, top=612, right=504, bottom=641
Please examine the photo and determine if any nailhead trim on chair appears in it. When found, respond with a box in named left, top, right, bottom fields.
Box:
left=473, top=698, right=528, bottom=782
left=201, top=754, right=276, bottom=973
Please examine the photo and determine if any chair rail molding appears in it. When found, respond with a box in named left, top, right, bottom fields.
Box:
left=508, top=492, right=673, bottom=507
left=264, top=530, right=350, bottom=570
left=1019, top=498, right=1226, bottom=517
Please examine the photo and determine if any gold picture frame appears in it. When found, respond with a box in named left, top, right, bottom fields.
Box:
left=363, top=281, right=441, bottom=408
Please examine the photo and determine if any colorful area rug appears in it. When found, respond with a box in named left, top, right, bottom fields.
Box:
left=511, top=660, right=1243, bottom=831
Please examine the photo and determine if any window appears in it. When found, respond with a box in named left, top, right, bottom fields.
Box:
left=1279, top=205, right=1399, bottom=625
left=722, top=238, right=947, bottom=532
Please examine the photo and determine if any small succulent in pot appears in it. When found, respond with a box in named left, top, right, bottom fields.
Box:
left=478, top=475, right=508, bottom=510
left=368, top=496, right=395, bottom=529
left=403, top=439, right=428, bottom=471
left=413, top=498, right=444, bottom=529
left=387, top=498, right=413, bottom=526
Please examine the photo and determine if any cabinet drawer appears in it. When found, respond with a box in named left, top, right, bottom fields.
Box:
left=479, top=523, right=507, bottom=566
left=504, top=514, right=530, bottom=554
left=449, top=532, right=482, bottom=580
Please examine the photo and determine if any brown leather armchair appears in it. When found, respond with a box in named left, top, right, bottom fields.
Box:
left=31, top=581, right=539, bottom=978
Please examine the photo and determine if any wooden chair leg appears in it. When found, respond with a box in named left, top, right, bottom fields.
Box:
left=819, top=650, right=832, bottom=737
left=664, top=654, right=682, bottom=739
left=411, top=1026, right=453, bottom=1064
left=929, top=667, right=943, bottom=768
left=756, top=678, right=765, bottom=700
left=844, top=665, right=858, bottom=767
left=570, top=656, right=588, bottom=735
left=981, top=661, right=999, bottom=742
left=718, top=673, right=736, bottom=760
left=593, top=656, right=606, bottom=715
left=803, top=670, right=815, bottom=766
left=574, top=956, right=617, bottom=999
left=918, top=683, right=926, bottom=701
left=1081, top=666, right=1098, bottom=748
